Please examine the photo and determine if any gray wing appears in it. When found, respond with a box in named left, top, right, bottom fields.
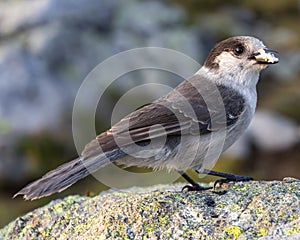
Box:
left=82, top=75, right=246, bottom=157
left=15, top=75, right=246, bottom=200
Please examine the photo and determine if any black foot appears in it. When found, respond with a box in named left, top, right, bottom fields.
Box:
left=194, top=169, right=253, bottom=188
left=182, top=184, right=212, bottom=192
left=213, top=175, right=253, bottom=188
left=178, top=171, right=212, bottom=192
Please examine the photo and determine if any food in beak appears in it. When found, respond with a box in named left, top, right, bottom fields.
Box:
left=253, top=48, right=279, bottom=64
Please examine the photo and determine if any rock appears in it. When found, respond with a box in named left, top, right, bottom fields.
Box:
left=1, top=178, right=299, bottom=239
left=0, top=0, right=198, bottom=135
left=0, top=0, right=115, bottom=36
left=0, top=0, right=200, bottom=182
left=249, top=110, right=299, bottom=151
left=225, top=110, right=299, bottom=158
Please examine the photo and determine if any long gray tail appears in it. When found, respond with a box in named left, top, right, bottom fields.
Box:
left=14, top=149, right=125, bottom=200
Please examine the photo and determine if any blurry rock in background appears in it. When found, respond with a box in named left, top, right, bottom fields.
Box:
left=249, top=110, right=299, bottom=151
left=0, top=0, right=300, bottom=228
left=225, top=110, right=300, bottom=179
left=0, top=0, right=202, bottom=185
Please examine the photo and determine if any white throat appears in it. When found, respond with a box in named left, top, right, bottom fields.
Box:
left=195, top=66, right=259, bottom=116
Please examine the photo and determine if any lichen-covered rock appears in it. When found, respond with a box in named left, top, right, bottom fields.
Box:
left=1, top=178, right=299, bottom=239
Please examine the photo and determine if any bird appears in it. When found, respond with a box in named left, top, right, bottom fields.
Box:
left=14, top=36, right=279, bottom=200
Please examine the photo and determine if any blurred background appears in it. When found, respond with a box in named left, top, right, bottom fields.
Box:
left=1, top=0, right=300, bottom=228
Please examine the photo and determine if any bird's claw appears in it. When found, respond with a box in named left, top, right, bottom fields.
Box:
left=213, top=176, right=253, bottom=188
left=182, top=184, right=212, bottom=192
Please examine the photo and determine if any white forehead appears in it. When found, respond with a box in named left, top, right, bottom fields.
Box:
left=242, top=36, right=266, bottom=50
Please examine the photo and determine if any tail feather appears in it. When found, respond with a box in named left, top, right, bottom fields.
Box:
left=13, top=149, right=123, bottom=200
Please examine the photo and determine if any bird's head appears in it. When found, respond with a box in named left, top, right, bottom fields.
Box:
left=203, top=36, right=279, bottom=87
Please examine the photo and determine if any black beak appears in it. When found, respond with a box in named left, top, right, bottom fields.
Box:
left=251, top=48, right=279, bottom=64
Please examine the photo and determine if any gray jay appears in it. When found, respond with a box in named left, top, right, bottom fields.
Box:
left=15, top=36, right=279, bottom=200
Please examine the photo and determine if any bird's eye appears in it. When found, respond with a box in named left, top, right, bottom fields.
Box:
left=234, top=45, right=244, bottom=55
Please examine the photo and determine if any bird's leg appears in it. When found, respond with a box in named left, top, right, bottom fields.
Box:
left=178, top=171, right=212, bottom=191
left=196, top=169, right=253, bottom=188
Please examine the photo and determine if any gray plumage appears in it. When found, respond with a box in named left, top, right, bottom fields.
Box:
left=14, top=36, right=278, bottom=200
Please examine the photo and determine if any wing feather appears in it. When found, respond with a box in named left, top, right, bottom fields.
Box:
left=82, top=76, right=246, bottom=157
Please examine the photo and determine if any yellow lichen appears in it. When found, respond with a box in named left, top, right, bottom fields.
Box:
left=255, top=205, right=263, bottom=214
left=259, top=228, right=268, bottom=236
left=229, top=204, right=241, bottom=211
left=284, top=226, right=300, bottom=236
left=225, top=225, right=243, bottom=239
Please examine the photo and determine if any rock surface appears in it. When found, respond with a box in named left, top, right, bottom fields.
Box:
left=1, top=178, right=299, bottom=239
